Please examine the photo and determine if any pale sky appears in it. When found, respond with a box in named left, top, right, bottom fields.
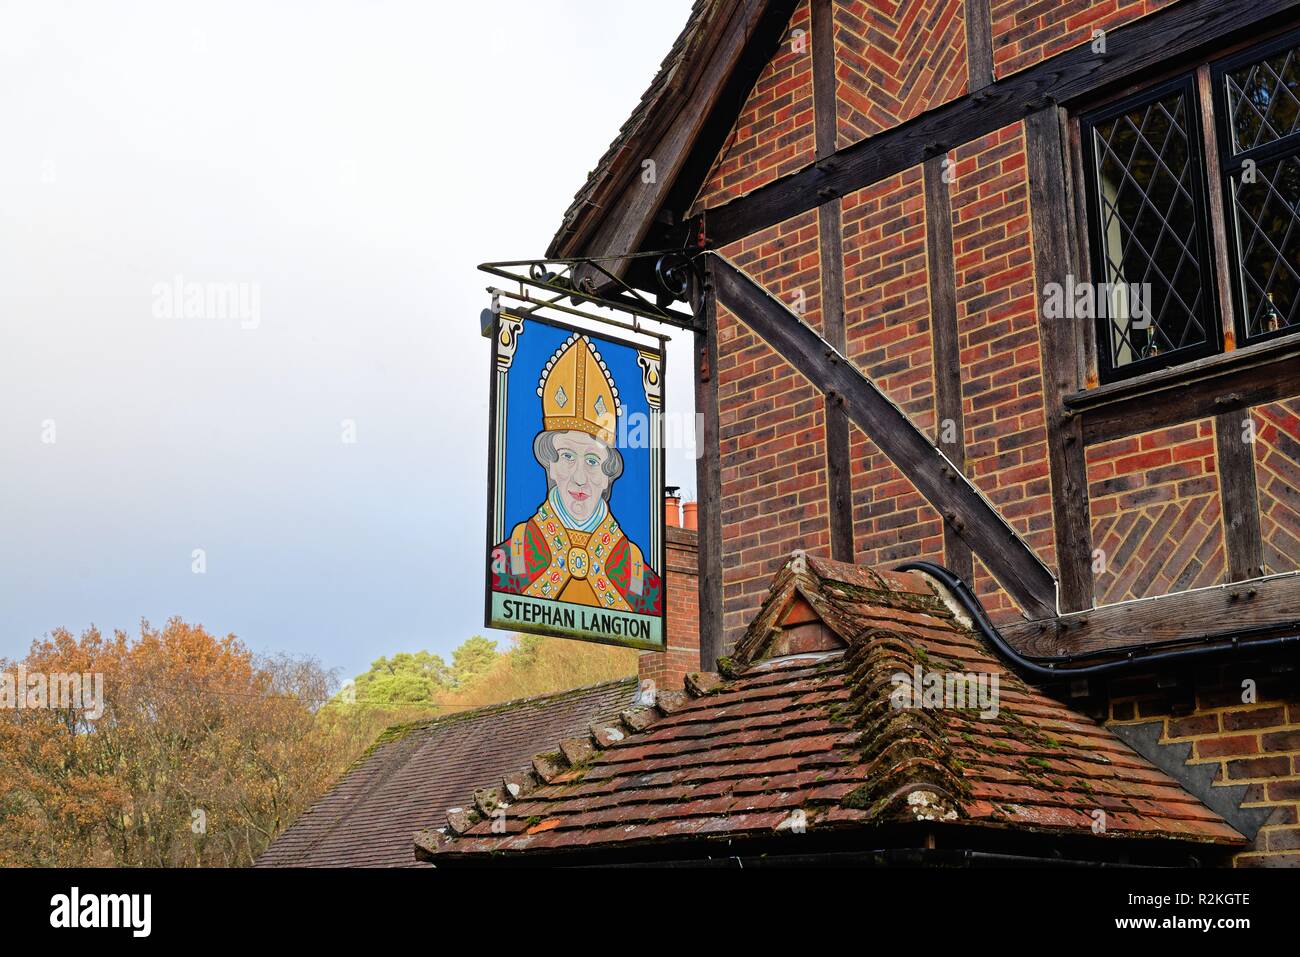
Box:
left=0, top=0, right=698, bottom=681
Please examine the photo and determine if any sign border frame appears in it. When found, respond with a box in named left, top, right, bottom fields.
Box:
left=482, top=309, right=669, bottom=652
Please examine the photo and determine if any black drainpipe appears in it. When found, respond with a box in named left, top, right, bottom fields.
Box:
left=895, top=560, right=1300, bottom=680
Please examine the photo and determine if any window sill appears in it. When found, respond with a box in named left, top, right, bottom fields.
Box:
left=1063, top=333, right=1300, bottom=442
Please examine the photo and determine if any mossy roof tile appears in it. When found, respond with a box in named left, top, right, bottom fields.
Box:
left=423, top=553, right=1247, bottom=862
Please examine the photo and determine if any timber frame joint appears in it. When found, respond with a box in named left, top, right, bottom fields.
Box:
left=708, top=252, right=1058, bottom=621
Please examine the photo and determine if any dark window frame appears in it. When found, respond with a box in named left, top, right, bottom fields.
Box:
left=1079, top=75, right=1224, bottom=384
left=1211, top=25, right=1300, bottom=349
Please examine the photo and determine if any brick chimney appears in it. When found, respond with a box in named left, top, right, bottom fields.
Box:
left=638, top=515, right=700, bottom=694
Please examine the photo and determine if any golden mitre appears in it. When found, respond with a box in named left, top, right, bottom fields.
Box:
left=536, top=333, right=621, bottom=445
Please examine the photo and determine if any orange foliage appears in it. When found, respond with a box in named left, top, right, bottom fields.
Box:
left=0, top=618, right=382, bottom=867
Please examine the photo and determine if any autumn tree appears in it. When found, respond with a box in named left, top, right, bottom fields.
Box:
left=0, top=618, right=384, bottom=867
left=0, top=622, right=635, bottom=866
left=435, top=633, right=636, bottom=712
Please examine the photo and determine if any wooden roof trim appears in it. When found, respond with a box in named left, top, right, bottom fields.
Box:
left=548, top=0, right=797, bottom=262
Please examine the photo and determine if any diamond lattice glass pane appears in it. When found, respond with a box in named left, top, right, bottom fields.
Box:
left=1233, top=154, right=1300, bottom=337
left=1092, top=92, right=1207, bottom=369
left=1227, top=45, right=1300, bottom=152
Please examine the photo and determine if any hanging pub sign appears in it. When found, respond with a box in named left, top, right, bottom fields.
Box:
left=485, top=311, right=666, bottom=650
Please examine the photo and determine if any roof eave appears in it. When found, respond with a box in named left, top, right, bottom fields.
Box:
left=547, top=0, right=792, bottom=263
left=420, top=819, right=1243, bottom=868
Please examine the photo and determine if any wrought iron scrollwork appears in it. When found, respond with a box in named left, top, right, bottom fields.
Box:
left=654, top=251, right=695, bottom=301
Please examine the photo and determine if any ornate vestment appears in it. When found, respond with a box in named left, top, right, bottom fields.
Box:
left=491, top=498, right=662, bottom=616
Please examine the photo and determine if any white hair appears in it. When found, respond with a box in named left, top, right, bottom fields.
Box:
left=533, top=431, right=624, bottom=501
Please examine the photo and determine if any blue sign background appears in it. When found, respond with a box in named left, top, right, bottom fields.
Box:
left=498, top=318, right=654, bottom=563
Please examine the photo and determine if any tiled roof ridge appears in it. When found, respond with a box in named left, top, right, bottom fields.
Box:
left=335, top=676, right=638, bottom=787
left=417, top=665, right=730, bottom=852
left=367, top=677, right=638, bottom=748
left=836, top=627, right=968, bottom=823
left=730, top=549, right=971, bottom=822
left=420, top=552, right=1246, bottom=861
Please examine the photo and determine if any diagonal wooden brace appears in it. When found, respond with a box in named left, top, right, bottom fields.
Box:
left=709, top=252, right=1058, bottom=620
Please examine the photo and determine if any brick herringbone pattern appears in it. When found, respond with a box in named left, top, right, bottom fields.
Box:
left=991, top=0, right=1178, bottom=77
left=1254, top=399, right=1300, bottom=575
left=834, top=0, right=969, bottom=149
left=1087, top=421, right=1227, bottom=606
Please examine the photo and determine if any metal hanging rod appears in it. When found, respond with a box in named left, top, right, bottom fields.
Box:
left=478, top=249, right=702, bottom=333
left=485, top=286, right=673, bottom=343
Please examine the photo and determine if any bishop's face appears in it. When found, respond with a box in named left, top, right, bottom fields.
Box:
left=547, top=430, right=611, bottom=524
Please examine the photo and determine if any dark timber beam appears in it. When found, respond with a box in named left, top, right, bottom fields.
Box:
left=705, top=0, right=1300, bottom=246
left=1026, top=107, right=1095, bottom=612
left=812, top=0, right=853, bottom=563
left=965, top=0, right=994, bottom=93
left=1215, top=410, right=1265, bottom=582
left=692, top=259, right=725, bottom=669
left=1003, top=571, right=1300, bottom=657
left=711, top=252, right=1058, bottom=619
left=819, top=222, right=855, bottom=564
left=566, top=0, right=798, bottom=287
left=811, top=0, right=838, bottom=158
left=922, top=154, right=973, bottom=585
left=1065, top=337, right=1300, bottom=444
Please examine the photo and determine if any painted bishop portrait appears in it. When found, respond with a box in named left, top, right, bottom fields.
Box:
left=490, top=331, right=663, bottom=618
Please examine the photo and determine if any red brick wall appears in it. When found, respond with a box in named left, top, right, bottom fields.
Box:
left=686, top=4, right=1300, bottom=867
left=696, top=0, right=1290, bottom=633
left=1108, top=666, right=1300, bottom=867
left=949, top=121, right=1055, bottom=621
left=717, top=209, right=831, bottom=652
left=841, top=166, right=945, bottom=566
left=638, top=527, right=700, bottom=694
left=693, top=0, right=815, bottom=212
left=1086, top=420, right=1227, bottom=605
left=833, top=0, right=969, bottom=149
left=991, top=0, right=1179, bottom=77
left=1253, top=398, right=1300, bottom=575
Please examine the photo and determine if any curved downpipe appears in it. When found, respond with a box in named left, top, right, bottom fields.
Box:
left=895, top=560, right=1300, bottom=680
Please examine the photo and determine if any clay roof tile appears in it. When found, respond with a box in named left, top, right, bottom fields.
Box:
left=423, top=553, right=1248, bottom=863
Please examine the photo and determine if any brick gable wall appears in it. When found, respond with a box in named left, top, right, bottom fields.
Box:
left=694, top=0, right=815, bottom=212
left=697, top=1, right=1197, bottom=209
left=697, top=0, right=974, bottom=208
left=841, top=166, right=946, bottom=566
left=716, top=210, right=832, bottom=653
left=949, top=122, right=1056, bottom=622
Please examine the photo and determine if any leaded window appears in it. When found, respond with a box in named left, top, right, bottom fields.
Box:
left=1216, top=34, right=1300, bottom=344
left=1076, top=28, right=1300, bottom=385
left=1081, top=80, right=1220, bottom=382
